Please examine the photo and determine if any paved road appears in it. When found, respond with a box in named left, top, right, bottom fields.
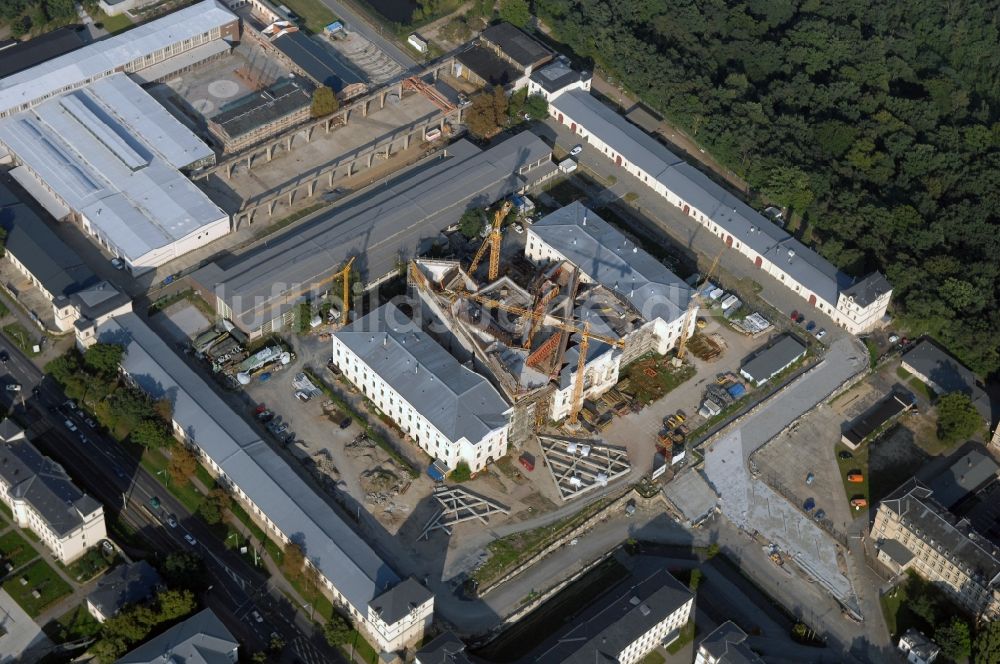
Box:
left=317, top=0, right=417, bottom=72
left=0, top=337, right=343, bottom=664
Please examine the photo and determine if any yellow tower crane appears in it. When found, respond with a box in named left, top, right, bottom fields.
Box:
left=332, top=256, right=355, bottom=323
left=468, top=200, right=514, bottom=282
left=677, top=248, right=724, bottom=360
left=452, top=290, right=624, bottom=427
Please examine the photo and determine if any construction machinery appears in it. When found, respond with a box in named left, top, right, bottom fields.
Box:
left=677, top=247, right=725, bottom=360
left=453, top=289, right=624, bottom=426
left=332, top=256, right=355, bottom=322
left=468, top=200, right=513, bottom=282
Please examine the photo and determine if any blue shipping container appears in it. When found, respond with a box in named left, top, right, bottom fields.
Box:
left=727, top=383, right=746, bottom=398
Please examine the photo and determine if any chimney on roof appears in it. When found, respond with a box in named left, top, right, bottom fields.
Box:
left=582, top=212, right=587, bottom=226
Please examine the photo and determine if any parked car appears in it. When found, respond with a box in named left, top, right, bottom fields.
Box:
left=64, top=419, right=77, bottom=432
left=339, top=417, right=352, bottom=429
left=790, top=309, right=799, bottom=321
left=888, top=333, right=900, bottom=343
left=0, top=350, right=8, bottom=364
left=796, top=313, right=805, bottom=324
left=816, top=328, right=827, bottom=339
left=814, top=509, right=826, bottom=520
left=272, top=423, right=289, bottom=436
left=838, top=450, right=853, bottom=460
left=149, top=496, right=161, bottom=509
left=294, top=391, right=311, bottom=402
left=569, top=144, right=583, bottom=156
left=166, top=515, right=177, bottom=528
left=803, top=497, right=816, bottom=511
left=184, top=533, right=197, bottom=546
left=110, top=257, right=125, bottom=270
left=255, top=403, right=267, bottom=414
left=78, top=434, right=89, bottom=445
left=805, top=320, right=816, bottom=332
left=257, top=410, right=274, bottom=422
left=805, top=472, right=815, bottom=485
left=251, top=610, right=264, bottom=624
left=512, top=223, right=524, bottom=234
left=5, top=384, right=20, bottom=392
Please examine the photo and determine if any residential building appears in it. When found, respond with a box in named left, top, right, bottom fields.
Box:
left=901, top=339, right=991, bottom=425
left=898, top=628, right=940, bottom=664
left=0, top=0, right=239, bottom=117
left=86, top=561, right=162, bottom=622
left=0, top=420, right=106, bottom=564
left=738, top=335, right=807, bottom=386
left=928, top=449, right=999, bottom=510
left=207, top=75, right=313, bottom=152
left=542, top=79, right=892, bottom=333
left=873, top=479, right=1000, bottom=620
left=87, top=312, right=433, bottom=653
left=332, top=303, right=512, bottom=473
left=415, top=632, right=475, bottom=664
left=534, top=567, right=694, bottom=663
left=192, top=132, right=555, bottom=338
left=115, top=608, right=239, bottom=664
left=0, top=180, right=131, bottom=332
left=527, top=56, right=591, bottom=102
left=525, top=202, right=695, bottom=419
left=0, top=73, right=229, bottom=274
left=695, top=621, right=764, bottom=664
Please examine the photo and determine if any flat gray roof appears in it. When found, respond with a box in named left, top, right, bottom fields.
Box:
left=930, top=448, right=999, bottom=509
left=194, top=132, right=553, bottom=331
left=0, top=421, right=102, bottom=537
left=96, top=312, right=403, bottom=614
left=0, top=74, right=226, bottom=266
left=481, top=22, right=552, bottom=69
left=530, top=201, right=691, bottom=324
left=336, top=303, right=510, bottom=445
left=551, top=89, right=850, bottom=304
left=0, top=0, right=236, bottom=116
left=740, top=334, right=806, bottom=384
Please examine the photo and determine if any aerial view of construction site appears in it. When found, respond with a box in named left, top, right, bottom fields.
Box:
left=1, top=1, right=989, bottom=663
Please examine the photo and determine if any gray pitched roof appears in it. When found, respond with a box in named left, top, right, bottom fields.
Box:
left=0, top=425, right=102, bottom=536
left=739, top=335, right=806, bottom=384
left=335, top=303, right=511, bottom=444
left=841, top=272, right=891, bottom=307
left=481, top=23, right=552, bottom=69
left=530, top=202, right=691, bottom=324
left=87, top=561, right=161, bottom=618
left=550, top=89, right=854, bottom=304
left=115, top=608, right=239, bottom=664
left=929, top=448, right=999, bottom=509
left=193, top=132, right=553, bottom=332
left=698, top=621, right=764, bottom=664
left=879, top=538, right=914, bottom=566
left=881, top=480, right=1000, bottom=587
left=416, top=632, right=475, bottom=664
left=369, top=576, right=434, bottom=625
left=902, top=340, right=991, bottom=422
left=210, top=76, right=312, bottom=140
left=900, top=628, right=940, bottom=661
left=535, top=567, right=693, bottom=663
left=96, top=312, right=406, bottom=615
left=0, top=180, right=99, bottom=298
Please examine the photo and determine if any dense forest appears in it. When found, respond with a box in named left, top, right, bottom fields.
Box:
left=536, top=0, right=1000, bottom=376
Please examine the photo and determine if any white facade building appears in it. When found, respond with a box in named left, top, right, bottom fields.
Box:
left=87, top=312, right=433, bottom=653
left=332, top=303, right=512, bottom=473
left=0, top=420, right=107, bottom=564
left=695, top=621, right=764, bottom=664
left=898, top=628, right=940, bottom=664
left=544, top=79, right=892, bottom=334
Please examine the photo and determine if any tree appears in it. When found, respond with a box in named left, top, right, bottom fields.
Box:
left=688, top=568, right=703, bottom=591
left=154, top=588, right=196, bottom=622
left=936, top=392, right=983, bottom=444
left=161, top=552, right=206, bottom=590
left=450, top=461, right=472, bottom=482
left=197, top=486, right=231, bottom=525
left=323, top=613, right=353, bottom=646
left=10, top=15, right=31, bottom=38
left=83, top=343, right=124, bottom=375
left=130, top=418, right=171, bottom=449
left=937, top=617, right=971, bottom=661
left=465, top=93, right=501, bottom=138
left=499, top=0, right=530, bottom=28
left=311, top=86, right=339, bottom=117
left=168, top=446, right=197, bottom=485
left=973, top=621, right=1000, bottom=663
left=523, top=93, right=549, bottom=120
left=459, top=209, right=484, bottom=238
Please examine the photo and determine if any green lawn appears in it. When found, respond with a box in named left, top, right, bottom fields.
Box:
left=0, top=299, right=10, bottom=318
left=66, top=548, right=111, bottom=583
left=641, top=651, right=667, bottom=664
left=280, top=0, right=336, bottom=33
left=2, top=323, right=40, bottom=356
left=341, top=629, right=379, bottom=663
left=907, top=377, right=935, bottom=401
left=93, top=9, right=133, bottom=34
left=44, top=603, right=102, bottom=643
left=665, top=621, right=696, bottom=654
left=835, top=442, right=870, bottom=508
left=3, top=559, right=72, bottom=617
left=0, top=530, right=38, bottom=571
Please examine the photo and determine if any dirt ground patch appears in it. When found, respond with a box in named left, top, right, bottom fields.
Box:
left=621, top=355, right=695, bottom=405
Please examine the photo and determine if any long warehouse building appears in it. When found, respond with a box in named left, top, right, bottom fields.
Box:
left=88, top=311, right=433, bottom=652
left=539, top=65, right=892, bottom=335
left=192, top=131, right=555, bottom=338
